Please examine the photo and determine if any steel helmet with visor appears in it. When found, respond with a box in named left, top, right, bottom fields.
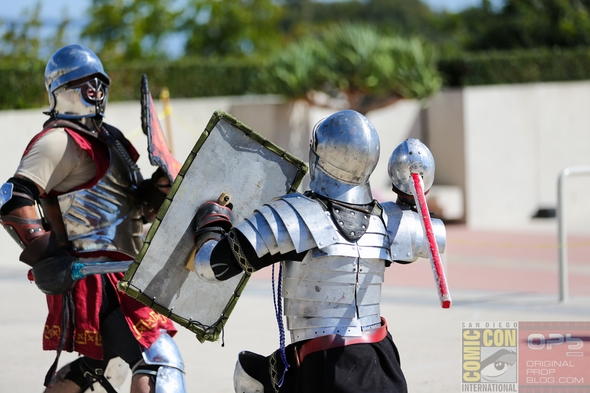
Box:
left=309, top=110, right=380, bottom=204
left=44, top=44, right=110, bottom=123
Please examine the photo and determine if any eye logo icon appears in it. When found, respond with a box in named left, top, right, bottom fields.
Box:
left=480, top=348, right=517, bottom=382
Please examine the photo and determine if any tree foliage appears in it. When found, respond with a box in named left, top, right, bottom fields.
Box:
left=448, top=0, right=590, bottom=51
left=268, top=24, right=442, bottom=114
left=81, top=0, right=182, bottom=61
left=3, top=0, right=590, bottom=112
left=5, top=0, right=590, bottom=60
left=281, top=0, right=440, bottom=40
left=0, top=2, right=70, bottom=62
left=180, top=0, right=284, bottom=58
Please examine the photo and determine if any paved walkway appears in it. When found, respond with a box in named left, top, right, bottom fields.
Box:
left=0, top=225, right=588, bottom=392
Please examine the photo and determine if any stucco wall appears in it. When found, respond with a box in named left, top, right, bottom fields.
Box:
left=425, top=81, right=590, bottom=234
left=0, top=95, right=424, bottom=266
left=2, top=80, right=589, bottom=242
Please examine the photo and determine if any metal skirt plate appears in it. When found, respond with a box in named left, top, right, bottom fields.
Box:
left=119, top=110, right=307, bottom=342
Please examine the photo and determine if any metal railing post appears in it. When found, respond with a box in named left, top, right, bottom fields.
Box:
left=557, top=165, right=590, bottom=302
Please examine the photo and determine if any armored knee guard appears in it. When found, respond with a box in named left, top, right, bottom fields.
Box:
left=133, top=330, right=187, bottom=393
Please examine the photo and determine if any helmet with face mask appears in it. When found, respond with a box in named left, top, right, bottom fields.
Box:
left=388, top=138, right=435, bottom=199
left=309, top=110, right=380, bottom=205
left=44, top=44, right=110, bottom=130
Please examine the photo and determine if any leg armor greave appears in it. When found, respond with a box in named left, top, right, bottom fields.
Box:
left=132, top=330, right=187, bottom=393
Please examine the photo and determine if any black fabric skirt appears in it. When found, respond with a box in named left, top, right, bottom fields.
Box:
left=238, top=332, right=408, bottom=393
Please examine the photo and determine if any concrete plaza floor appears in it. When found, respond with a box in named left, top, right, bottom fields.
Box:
left=1, top=224, right=589, bottom=392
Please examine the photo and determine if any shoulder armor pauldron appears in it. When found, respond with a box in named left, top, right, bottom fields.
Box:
left=234, top=193, right=338, bottom=258
left=381, top=201, right=446, bottom=263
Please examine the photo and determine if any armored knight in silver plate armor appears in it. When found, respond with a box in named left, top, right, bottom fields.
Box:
left=0, top=44, right=186, bottom=393
left=192, top=110, right=446, bottom=393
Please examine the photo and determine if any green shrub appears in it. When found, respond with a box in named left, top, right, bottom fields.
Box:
left=3, top=47, right=590, bottom=110
left=0, top=60, right=46, bottom=109
left=439, top=47, right=590, bottom=86
left=0, top=57, right=268, bottom=110
left=107, top=57, right=268, bottom=101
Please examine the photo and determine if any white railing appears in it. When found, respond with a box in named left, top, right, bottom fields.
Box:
left=557, top=165, right=590, bottom=302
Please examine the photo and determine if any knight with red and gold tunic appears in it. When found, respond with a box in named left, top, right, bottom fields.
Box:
left=0, top=44, right=187, bottom=393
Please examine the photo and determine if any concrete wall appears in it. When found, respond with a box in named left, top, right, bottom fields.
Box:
left=0, top=95, right=423, bottom=266
left=425, top=81, right=590, bottom=234
left=2, top=80, right=589, bottom=242
left=0, top=95, right=421, bottom=183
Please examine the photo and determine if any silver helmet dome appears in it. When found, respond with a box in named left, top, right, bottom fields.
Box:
left=309, top=110, right=380, bottom=204
left=44, top=44, right=110, bottom=121
left=388, top=138, right=435, bottom=196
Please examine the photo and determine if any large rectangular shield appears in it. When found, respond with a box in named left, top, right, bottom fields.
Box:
left=119, top=110, right=307, bottom=342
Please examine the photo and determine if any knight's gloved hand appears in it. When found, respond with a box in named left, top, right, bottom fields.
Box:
left=194, top=201, right=233, bottom=250
left=392, top=183, right=416, bottom=209
left=31, top=251, right=76, bottom=295
left=152, top=167, right=172, bottom=195
left=195, top=200, right=233, bottom=231
left=139, top=168, right=171, bottom=221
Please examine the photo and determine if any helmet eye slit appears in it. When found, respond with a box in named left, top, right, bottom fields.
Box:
left=83, top=81, right=106, bottom=104
left=69, top=78, right=107, bottom=104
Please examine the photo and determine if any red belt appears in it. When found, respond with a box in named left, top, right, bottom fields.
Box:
left=294, top=317, right=388, bottom=366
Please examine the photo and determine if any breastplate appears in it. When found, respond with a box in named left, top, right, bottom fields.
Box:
left=234, top=193, right=392, bottom=343
left=282, top=212, right=390, bottom=343
left=56, top=140, right=144, bottom=258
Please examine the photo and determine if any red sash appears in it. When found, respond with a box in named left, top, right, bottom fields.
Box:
left=43, top=271, right=176, bottom=359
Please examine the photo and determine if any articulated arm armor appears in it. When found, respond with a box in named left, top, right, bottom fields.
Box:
left=0, top=214, right=45, bottom=249
left=0, top=182, right=46, bottom=251
left=0, top=181, right=76, bottom=294
left=382, top=201, right=446, bottom=262
left=0, top=181, right=59, bottom=269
